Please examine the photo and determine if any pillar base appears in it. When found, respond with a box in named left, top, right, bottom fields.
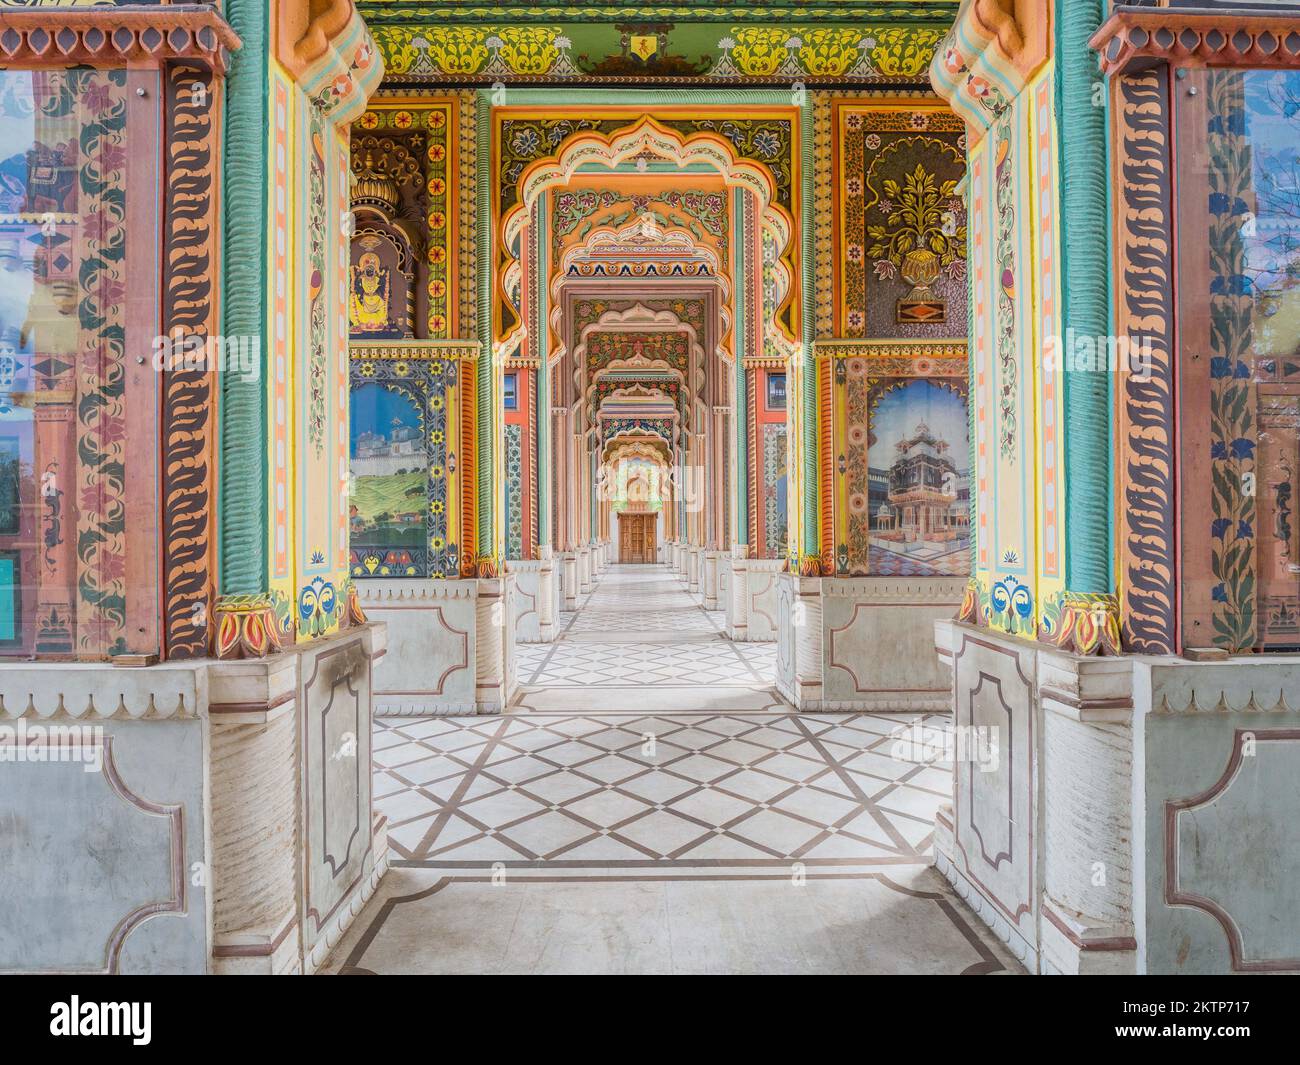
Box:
left=0, top=623, right=388, bottom=974
left=775, top=574, right=963, bottom=711
left=721, top=551, right=781, bottom=641
left=508, top=553, right=556, bottom=643
left=669, top=542, right=684, bottom=579
left=933, top=619, right=1300, bottom=974
left=700, top=550, right=720, bottom=610
left=561, top=552, right=579, bottom=611
left=357, top=576, right=518, bottom=714
left=577, top=545, right=593, bottom=594
left=685, top=546, right=701, bottom=593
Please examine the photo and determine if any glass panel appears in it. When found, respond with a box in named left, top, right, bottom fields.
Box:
left=350, top=381, right=429, bottom=577
left=766, top=371, right=786, bottom=410
left=1177, top=69, right=1300, bottom=651
left=0, top=68, right=150, bottom=658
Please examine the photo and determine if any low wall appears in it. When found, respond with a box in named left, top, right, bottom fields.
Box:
left=0, top=622, right=388, bottom=974
left=357, top=576, right=517, bottom=714
left=775, top=575, right=964, bottom=711
left=933, top=620, right=1300, bottom=975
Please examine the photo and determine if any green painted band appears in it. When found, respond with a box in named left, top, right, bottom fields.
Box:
left=1057, top=0, right=1112, bottom=593
left=219, top=0, right=269, bottom=596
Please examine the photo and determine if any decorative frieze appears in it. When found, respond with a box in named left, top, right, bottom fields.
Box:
left=0, top=664, right=203, bottom=721
left=1145, top=659, right=1300, bottom=715
left=0, top=9, right=241, bottom=73
left=1092, top=8, right=1300, bottom=76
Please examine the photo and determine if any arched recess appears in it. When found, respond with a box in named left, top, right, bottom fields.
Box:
left=556, top=285, right=729, bottom=561
left=570, top=300, right=707, bottom=553
left=483, top=94, right=814, bottom=584
left=600, top=434, right=673, bottom=562
left=498, top=115, right=794, bottom=359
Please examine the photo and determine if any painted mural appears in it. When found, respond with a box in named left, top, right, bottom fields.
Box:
left=504, top=421, right=524, bottom=559
left=365, top=17, right=951, bottom=83
left=352, top=99, right=462, bottom=339
left=350, top=385, right=427, bottom=572
left=763, top=423, right=788, bottom=559
left=349, top=348, right=459, bottom=579
left=836, top=102, right=967, bottom=338
left=861, top=380, right=968, bottom=575
left=0, top=68, right=137, bottom=660
left=1178, top=68, right=1300, bottom=652
left=831, top=343, right=969, bottom=577
left=349, top=232, right=412, bottom=338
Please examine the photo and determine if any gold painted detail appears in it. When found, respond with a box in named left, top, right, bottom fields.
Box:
left=373, top=22, right=945, bottom=80
left=351, top=339, right=481, bottom=361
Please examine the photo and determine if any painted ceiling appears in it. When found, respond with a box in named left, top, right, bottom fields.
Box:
left=358, top=3, right=961, bottom=23
left=357, top=2, right=960, bottom=83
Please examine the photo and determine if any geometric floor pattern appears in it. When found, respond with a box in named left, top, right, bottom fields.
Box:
left=325, top=564, right=1024, bottom=974
left=372, top=711, right=951, bottom=865
left=513, top=565, right=777, bottom=699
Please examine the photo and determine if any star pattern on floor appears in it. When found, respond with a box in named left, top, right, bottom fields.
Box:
left=374, top=711, right=952, bottom=865
left=333, top=565, right=1023, bottom=975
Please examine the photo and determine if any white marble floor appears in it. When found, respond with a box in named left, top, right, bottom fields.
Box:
left=325, top=564, right=1021, bottom=974
left=513, top=565, right=779, bottom=711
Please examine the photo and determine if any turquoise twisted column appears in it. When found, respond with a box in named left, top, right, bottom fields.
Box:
left=218, top=0, right=268, bottom=595
left=1057, top=0, right=1113, bottom=593
left=476, top=90, right=495, bottom=569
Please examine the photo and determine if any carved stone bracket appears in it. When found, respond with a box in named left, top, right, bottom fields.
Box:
left=277, top=0, right=384, bottom=125
left=1045, top=593, right=1122, bottom=658
left=0, top=8, right=241, bottom=73
left=929, top=0, right=1050, bottom=133
left=214, top=595, right=288, bottom=661
left=1092, top=7, right=1300, bottom=76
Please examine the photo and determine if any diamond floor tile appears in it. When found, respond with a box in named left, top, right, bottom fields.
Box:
left=326, top=566, right=1028, bottom=976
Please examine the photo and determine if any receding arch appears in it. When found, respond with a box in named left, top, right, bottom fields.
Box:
left=497, top=115, right=794, bottom=357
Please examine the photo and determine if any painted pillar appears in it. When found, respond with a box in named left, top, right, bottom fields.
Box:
left=219, top=0, right=268, bottom=597
left=799, top=92, right=818, bottom=572
left=475, top=88, right=497, bottom=574
left=1056, top=0, right=1113, bottom=597
left=734, top=360, right=749, bottom=551
left=728, top=191, right=752, bottom=634
left=215, top=0, right=383, bottom=657
left=733, top=190, right=750, bottom=553
left=537, top=193, right=551, bottom=552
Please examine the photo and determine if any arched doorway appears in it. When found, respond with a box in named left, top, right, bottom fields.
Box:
left=493, top=108, right=803, bottom=710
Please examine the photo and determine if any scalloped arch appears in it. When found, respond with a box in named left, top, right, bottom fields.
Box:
left=498, top=115, right=793, bottom=354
